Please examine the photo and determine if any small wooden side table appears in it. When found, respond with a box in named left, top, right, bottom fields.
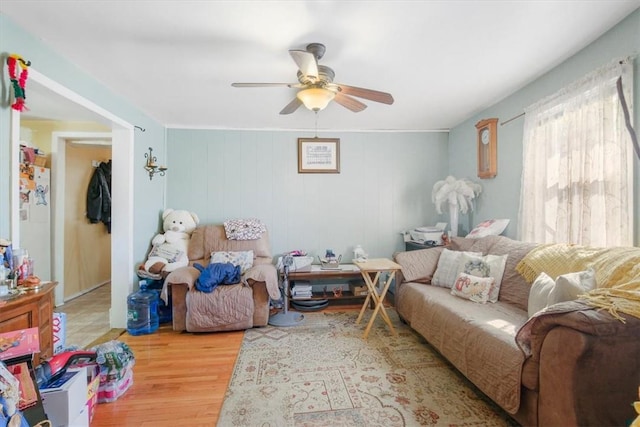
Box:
left=353, top=258, right=401, bottom=339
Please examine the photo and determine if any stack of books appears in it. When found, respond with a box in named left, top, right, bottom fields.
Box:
left=291, top=284, right=313, bottom=299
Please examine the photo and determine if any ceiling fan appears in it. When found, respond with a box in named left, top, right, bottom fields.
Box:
left=231, top=43, right=394, bottom=115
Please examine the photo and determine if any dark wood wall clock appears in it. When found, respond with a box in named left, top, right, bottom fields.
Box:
left=476, top=118, right=498, bottom=179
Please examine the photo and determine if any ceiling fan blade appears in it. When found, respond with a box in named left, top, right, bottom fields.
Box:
left=279, top=97, right=303, bottom=115
left=333, top=92, right=367, bottom=113
left=335, top=84, right=394, bottom=105
left=289, top=50, right=319, bottom=80
left=232, top=82, right=299, bottom=88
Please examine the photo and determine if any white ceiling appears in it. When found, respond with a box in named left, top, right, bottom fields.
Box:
left=2, top=1, right=639, bottom=131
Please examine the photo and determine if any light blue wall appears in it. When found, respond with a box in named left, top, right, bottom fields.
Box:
left=0, top=14, right=165, bottom=266
left=167, top=129, right=448, bottom=259
left=4, top=6, right=638, bottom=268
left=448, top=8, right=640, bottom=245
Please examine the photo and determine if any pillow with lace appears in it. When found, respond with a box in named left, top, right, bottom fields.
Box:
left=210, top=250, right=254, bottom=274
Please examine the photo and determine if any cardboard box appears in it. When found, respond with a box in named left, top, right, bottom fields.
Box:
left=52, top=312, right=66, bottom=354
left=349, top=281, right=368, bottom=296
left=0, top=327, right=40, bottom=361
left=33, top=156, right=47, bottom=167
left=40, top=367, right=88, bottom=427
left=68, top=403, right=90, bottom=427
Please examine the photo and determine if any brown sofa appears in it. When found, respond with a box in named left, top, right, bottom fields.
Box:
left=161, top=224, right=280, bottom=332
left=393, top=235, right=640, bottom=427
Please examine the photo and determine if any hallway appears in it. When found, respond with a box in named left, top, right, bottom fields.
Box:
left=54, top=283, right=111, bottom=349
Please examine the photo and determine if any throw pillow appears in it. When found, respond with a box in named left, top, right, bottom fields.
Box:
left=210, top=250, right=254, bottom=273
left=458, top=252, right=508, bottom=302
left=450, top=272, right=494, bottom=303
left=466, top=219, right=510, bottom=239
left=149, top=244, right=183, bottom=263
left=528, top=272, right=556, bottom=317
left=548, top=268, right=597, bottom=305
left=527, top=269, right=597, bottom=317
left=431, top=249, right=481, bottom=288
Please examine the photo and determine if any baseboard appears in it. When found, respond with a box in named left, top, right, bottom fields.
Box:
left=63, top=281, right=111, bottom=303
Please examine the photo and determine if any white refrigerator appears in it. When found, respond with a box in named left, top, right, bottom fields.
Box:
left=19, top=164, right=51, bottom=281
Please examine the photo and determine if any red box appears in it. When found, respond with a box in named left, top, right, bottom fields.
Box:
left=0, top=327, right=40, bottom=361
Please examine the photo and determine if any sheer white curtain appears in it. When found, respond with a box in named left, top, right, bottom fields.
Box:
left=518, top=60, right=634, bottom=247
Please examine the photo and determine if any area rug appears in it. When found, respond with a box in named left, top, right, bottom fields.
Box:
left=218, top=311, right=517, bottom=426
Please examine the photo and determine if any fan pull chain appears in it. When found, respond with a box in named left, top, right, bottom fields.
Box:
left=314, top=111, right=319, bottom=138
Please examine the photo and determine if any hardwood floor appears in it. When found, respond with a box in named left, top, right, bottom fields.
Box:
left=92, top=324, right=244, bottom=426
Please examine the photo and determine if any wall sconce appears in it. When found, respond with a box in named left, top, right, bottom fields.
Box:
left=143, top=146, right=167, bottom=180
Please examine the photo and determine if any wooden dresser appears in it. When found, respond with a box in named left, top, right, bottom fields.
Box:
left=0, top=281, right=56, bottom=364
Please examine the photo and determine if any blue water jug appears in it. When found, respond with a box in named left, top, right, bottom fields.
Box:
left=127, top=281, right=159, bottom=336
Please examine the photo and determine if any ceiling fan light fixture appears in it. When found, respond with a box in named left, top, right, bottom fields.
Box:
left=297, top=87, right=335, bottom=111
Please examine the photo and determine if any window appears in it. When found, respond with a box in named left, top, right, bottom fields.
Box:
left=518, top=60, right=634, bottom=247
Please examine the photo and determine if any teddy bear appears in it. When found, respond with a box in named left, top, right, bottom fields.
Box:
left=138, top=209, right=199, bottom=278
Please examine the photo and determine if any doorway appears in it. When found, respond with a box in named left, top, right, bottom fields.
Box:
left=10, top=69, right=135, bottom=329
left=52, top=133, right=113, bottom=302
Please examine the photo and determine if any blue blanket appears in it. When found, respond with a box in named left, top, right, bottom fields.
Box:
left=194, top=262, right=241, bottom=293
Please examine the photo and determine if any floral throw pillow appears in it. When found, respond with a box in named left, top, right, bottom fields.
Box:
left=458, top=253, right=508, bottom=303
left=210, top=250, right=254, bottom=273
left=451, top=272, right=494, bottom=303
left=466, top=219, right=510, bottom=239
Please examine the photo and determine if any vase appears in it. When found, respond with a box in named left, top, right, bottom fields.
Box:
left=449, top=203, right=459, bottom=237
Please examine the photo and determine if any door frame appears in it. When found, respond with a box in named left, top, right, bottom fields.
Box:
left=10, top=69, right=134, bottom=328
left=51, top=132, right=112, bottom=305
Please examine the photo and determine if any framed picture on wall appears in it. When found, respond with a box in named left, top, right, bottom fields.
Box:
left=297, top=138, right=340, bottom=174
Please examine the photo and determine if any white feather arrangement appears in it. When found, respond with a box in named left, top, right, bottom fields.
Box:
left=431, top=176, right=482, bottom=214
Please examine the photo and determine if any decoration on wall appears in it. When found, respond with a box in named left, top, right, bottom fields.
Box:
left=432, top=176, right=482, bottom=237
left=143, top=147, right=167, bottom=180
left=6, top=54, right=31, bottom=112
left=298, top=137, right=340, bottom=173
left=476, top=118, right=498, bottom=178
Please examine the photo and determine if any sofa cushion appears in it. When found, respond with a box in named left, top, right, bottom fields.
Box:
left=450, top=272, right=494, bottom=303
left=548, top=268, right=596, bottom=303
left=394, top=246, right=445, bottom=282
left=528, top=269, right=597, bottom=317
left=211, top=250, right=254, bottom=273
left=432, top=249, right=481, bottom=288
left=458, top=252, right=508, bottom=302
left=528, top=272, right=556, bottom=316
left=396, top=281, right=528, bottom=414
left=458, top=236, right=539, bottom=311
left=466, top=219, right=510, bottom=239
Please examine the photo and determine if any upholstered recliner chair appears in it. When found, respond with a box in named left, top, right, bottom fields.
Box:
left=161, top=224, right=280, bottom=332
